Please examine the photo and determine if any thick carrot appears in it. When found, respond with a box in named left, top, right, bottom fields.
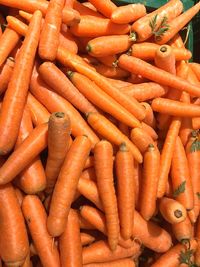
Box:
left=94, top=140, right=119, bottom=251
left=111, top=3, right=146, bottom=24
left=156, top=2, right=200, bottom=44
left=141, top=122, right=158, bottom=140
left=82, top=240, right=141, bottom=265
left=59, top=209, right=82, bottom=267
left=130, top=127, right=154, bottom=154
left=30, top=66, right=99, bottom=147
left=70, top=16, right=130, bottom=37
left=81, top=233, right=95, bottom=246
left=6, top=15, right=28, bottom=36
left=83, top=259, right=136, bottom=266
left=141, top=102, right=156, bottom=128
left=47, top=136, right=91, bottom=237
left=87, top=112, right=142, bottom=163
left=94, top=64, right=130, bottom=79
left=59, top=29, right=78, bottom=54
left=159, top=197, right=187, bottom=224
left=22, top=195, right=60, bottom=267
left=0, top=183, right=29, bottom=266
left=131, top=0, right=183, bottom=42
left=0, top=10, right=42, bottom=155
left=171, top=136, right=194, bottom=211
left=133, top=210, right=172, bottom=253
left=45, top=112, right=71, bottom=193
left=172, top=216, right=192, bottom=242
left=86, top=0, right=117, bottom=18
left=131, top=42, right=192, bottom=61
left=0, top=56, right=14, bottom=95
left=68, top=71, right=141, bottom=126
left=118, top=54, right=200, bottom=97
left=73, top=1, right=103, bottom=17
left=190, top=62, right=200, bottom=81
left=0, top=123, right=48, bottom=185
left=154, top=45, right=176, bottom=74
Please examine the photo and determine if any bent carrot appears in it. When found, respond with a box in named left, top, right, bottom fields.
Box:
left=86, top=0, right=117, bottom=18
left=130, top=127, right=154, bottom=154
left=172, top=216, right=192, bottom=242
left=83, top=259, right=136, bottom=266
left=0, top=56, right=14, bottom=95
left=154, top=45, right=176, bottom=74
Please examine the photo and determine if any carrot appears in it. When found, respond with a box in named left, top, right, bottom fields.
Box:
left=30, top=66, right=99, bottom=147
left=87, top=112, right=142, bottom=163
left=81, top=233, right=95, bottom=246
left=172, top=216, right=193, bottom=242
left=131, top=0, right=183, bottom=42
left=141, top=102, right=156, bottom=128
left=69, top=16, right=130, bottom=37
left=133, top=210, right=172, bottom=253
left=195, top=216, right=200, bottom=265
left=81, top=167, right=96, bottom=180
left=130, top=42, right=192, bottom=61
left=64, top=0, right=74, bottom=8
left=94, top=64, right=129, bottom=79
left=6, top=15, right=28, bottom=36
left=152, top=98, right=200, bottom=117
left=130, top=127, right=154, bottom=154
left=86, top=0, right=117, bottom=18
left=171, top=136, right=194, bottom=211
left=83, top=259, right=136, bottom=267
left=82, top=240, right=141, bottom=265
left=47, top=136, right=91, bottom=237
left=45, top=112, right=71, bottom=193
left=0, top=0, right=80, bottom=25
left=190, top=62, right=200, bottom=81
left=59, top=29, right=78, bottom=54
left=59, top=209, right=82, bottom=267
left=141, top=122, right=158, bottom=141
left=154, top=45, right=176, bottom=74
left=22, top=195, right=60, bottom=267
left=169, top=33, right=185, bottom=48
left=159, top=197, right=187, bottom=224
left=14, top=106, right=47, bottom=194
left=115, top=143, right=134, bottom=240
left=14, top=187, right=24, bottom=207
left=21, top=253, right=31, bottom=267
left=0, top=123, right=48, bottom=185
left=68, top=71, right=141, bottom=127
left=73, top=0, right=103, bottom=18
left=27, top=93, right=50, bottom=125
left=111, top=3, right=146, bottom=24
left=118, top=54, right=200, bottom=97
left=0, top=56, right=14, bottom=95
left=0, top=11, right=42, bottom=155
left=106, top=77, right=132, bottom=88
left=140, top=144, right=160, bottom=221
left=98, top=55, right=117, bottom=67
left=155, top=2, right=200, bottom=45
left=0, top=183, right=29, bottom=266
left=94, top=140, right=119, bottom=251
left=86, top=35, right=135, bottom=58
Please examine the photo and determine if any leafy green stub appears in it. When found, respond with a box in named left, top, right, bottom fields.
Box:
left=173, top=181, right=186, bottom=197
left=149, top=14, right=169, bottom=39
left=179, top=249, right=195, bottom=266
left=190, top=139, right=200, bottom=153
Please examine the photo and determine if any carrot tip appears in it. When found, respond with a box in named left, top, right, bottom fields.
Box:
left=160, top=46, right=168, bottom=53
left=174, top=209, right=183, bottom=218
left=129, top=32, right=137, bottom=42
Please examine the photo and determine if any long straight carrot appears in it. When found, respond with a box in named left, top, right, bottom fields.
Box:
left=83, top=259, right=136, bottom=267
left=45, top=112, right=71, bottom=193
left=86, top=0, right=117, bottom=18
left=87, top=112, right=142, bottom=163
left=59, top=209, right=82, bottom=267
left=94, top=140, right=119, bottom=251
left=47, top=136, right=91, bottom=237
left=157, top=117, right=181, bottom=198
left=0, top=10, right=42, bottom=155
left=22, top=195, right=60, bottom=267
left=154, top=45, right=176, bottom=74
left=0, top=56, right=14, bottom=95
left=0, top=123, right=48, bottom=185
left=118, top=54, right=200, bottom=98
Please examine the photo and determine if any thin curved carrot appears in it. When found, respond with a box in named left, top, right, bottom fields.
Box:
left=154, top=45, right=176, bottom=74
left=81, top=233, right=95, bottom=246
left=0, top=56, right=14, bottom=95
left=94, top=64, right=130, bottom=79
left=86, top=0, right=117, bottom=18
left=83, top=258, right=136, bottom=267
left=172, top=216, right=192, bottom=242
left=22, top=195, right=60, bottom=267
left=130, top=127, right=154, bottom=154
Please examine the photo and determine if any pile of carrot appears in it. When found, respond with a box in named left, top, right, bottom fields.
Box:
left=0, top=0, right=200, bottom=266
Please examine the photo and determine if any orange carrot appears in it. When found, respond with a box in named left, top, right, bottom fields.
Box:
left=131, top=0, right=183, bottom=42
left=6, top=15, right=28, bottom=36
left=59, top=29, right=78, bottom=54
left=47, top=136, right=91, bottom=237
left=154, top=45, right=176, bottom=74
left=141, top=102, right=156, bottom=128
left=111, top=3, right=146, bottom=24
left=81, top=233, right=95, bottom=246
left=83, top=259, right=136, bottom=266
left=94, top=64, right=130, bottom=79
left=0, top=56, right=14, bottom=95
left=73, top=1, right=103, bottom=17
left=45, top=112, right=71, bottom=193
left=87, top=112, right=143, bottom=163
left=171, top=136, right=194, bottom=211
left=169, top=33, right=185, bottom=48
left=130, top=127, right=154, bottom=154
left=97, top=55, right=118, bottom=67
left=22, top=195, right=60, bottom=267
left=94, top=140, right=119, bottom=251
left=86, top=0, right=117, bottom=18
left=118, top=54, right=200, bottom=98
left=106, top=77, right=132, bottom=88
left=59, top=209, right=82, bottom=267
left=190, top=62, right=200, bottom=81
left=159, top=197, right=187, bottom=224
left=14, top=187, right=24, bottom=207
left=141, top=122, right=158, bottom=140
left=172, top=216, right=193, bottom=242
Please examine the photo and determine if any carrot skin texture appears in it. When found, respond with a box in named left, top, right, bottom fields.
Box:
left=86, top=0, right=117, bottom=18
left=83, top=259, right=136, bottom=267
left=0, top=57, right=15, bottom=95
left=172, top=216, right=192, bottom=242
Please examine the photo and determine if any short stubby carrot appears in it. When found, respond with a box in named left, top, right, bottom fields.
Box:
left=45, top=112, right=71, bottom=193
left=154, top=45, right=176, bottom=74
left=86, top=0, right=117, bottom=18
left=130, top=127, right=154, bottom=154
left=47, top=136, right=91, bottom=237
left=94, top=140, right=119, bottom=251
left=22, top=195, right=60, bottom=267
left=0, top=56, right=15, bottom=95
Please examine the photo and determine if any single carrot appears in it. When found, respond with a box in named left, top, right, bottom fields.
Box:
left=45, top=112, right=71, bottom=193
left=190, top=62, right=200, bottom=81
left=87, top=112, right=143, bottom=163
left=159, top=197, right=187, bottom=224
left=70, top=16, right=130, bottom=37
left=0, top=56, right=14, bottom=95
left=130, top=127, right=154, bottom=154
left=0, top=183, right=29, bottom=266
left=127, top=73, right=148, bottom=84
left=22, top=195, right=60, bottom=267
left=111, top=3, right=146, bottom=24
left=59, top=209, right=82, bottom=267
left=47, top=136, right=91, bottom=237
left=133, top=210, right=172, bottom=253
left=94, top=140, right=119, bottom=251
left=171, top=136, right=194, bottom=211
left=86, top=0, right=117, bottom=18
left=0, top=123, right=48, bottom=185
left=94, top=64, right=130, bottom=79
left=73, top=0, right=103, bottom=17
left=131, top=0, right=183, bottom=42
left=82, top=240, right=141, bottom=265
left=83, top=258, right=136, bottom=267
left=98, top=55, right=118, bottom=67
left=154, top=45, right=176, bottom=74
left=141, top=102, right=156, bottom=128
left=118, top=54, right=200, bottom=98
left=68, top=71, right=141, bottom=126
left=141, top=122, right=158, bottom=140
left=155, top=2, right=200, bottom=45
left=6, top=15, right=28, bottom=36
left=172, top=216, right=193, bottom=242
left=81, top=233, right=95, bottom=246
left=59, top=29, right=78, bottom=54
